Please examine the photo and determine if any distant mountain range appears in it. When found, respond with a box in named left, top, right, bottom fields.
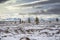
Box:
left=5, top=18, right=21, bottom=21
left=0, top=18, right=20, bottom=21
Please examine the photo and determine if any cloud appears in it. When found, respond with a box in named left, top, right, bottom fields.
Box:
left=15, top=0, right=48, bottom=7
left=20, top=0, right=60, bottom=6
left=0, top=0, right=60, bottom=18
left=0, top=0, right=8, bottom=3
left=47, top=7, right=60, bottom=14
left=9, top=0, right=60, bottom=15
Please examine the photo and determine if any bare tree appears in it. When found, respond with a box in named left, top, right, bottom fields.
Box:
left=56, top=18, right=59, bottom=22
left=19, top=19, right=22, bottom=24
left=28, top=17, right=31, bottom=23
left=35, top=17, right=39, bottom=25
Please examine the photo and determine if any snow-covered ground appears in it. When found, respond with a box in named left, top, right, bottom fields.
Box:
left=0, top=23, right=60, bottom=40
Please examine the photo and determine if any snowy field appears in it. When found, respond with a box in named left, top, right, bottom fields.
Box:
left=0, top=23, right=60, bottom=40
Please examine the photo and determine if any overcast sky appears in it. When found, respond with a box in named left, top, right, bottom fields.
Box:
left=0, top=0, right=60, bottom=18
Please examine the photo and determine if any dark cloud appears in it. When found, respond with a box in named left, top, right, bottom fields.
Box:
left=35, top=3, right=60, bottom=9
left=17, top=0, right=37, bottom=3
left=47, top=8, right=60, bottom=14
left=27, top=3, right=60, bottom=14
left=0, top=0, right=8, bottom=3
left=44, top=4, right=60, bottom=14
left=19, top=0, right=60, bottom=15
left=21, top=0, right=60, bottom=6
left=27, top=7, right=60, bottom=15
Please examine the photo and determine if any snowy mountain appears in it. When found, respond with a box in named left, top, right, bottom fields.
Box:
left=5, top=18, right=21, bottom=21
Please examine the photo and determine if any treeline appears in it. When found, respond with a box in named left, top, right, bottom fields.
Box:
left=19, top=17, right=39, bottom=25
left=19, top=17, right=59, bottom=25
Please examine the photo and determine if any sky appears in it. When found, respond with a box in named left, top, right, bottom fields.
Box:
left=0, top=0, right=60, bottom=18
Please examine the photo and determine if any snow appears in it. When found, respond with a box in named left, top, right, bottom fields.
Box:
left=1, top=37, right=17, bottom=40
left=0, top=23, right=60, bottom=40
